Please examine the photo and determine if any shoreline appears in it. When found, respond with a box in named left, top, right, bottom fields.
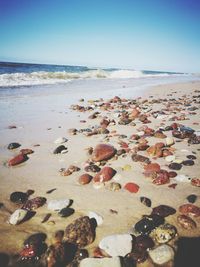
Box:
left=0, top=79, right=200, bottom=266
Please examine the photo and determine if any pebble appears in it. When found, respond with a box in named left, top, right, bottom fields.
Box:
left=187, top=155, right=196, bottom=160
left=124, top=182, right=140, bottom=193
left=106, top=182, right=121, bottom=191
left=135, top=235, right=155, bottom=251
left=58, top=207, right=74, bottom=217
left=7, top=142, right=21, bottom=150
left=148, top=244, right=174, bottom=265
left=177, top=215, right=197, bottom=229
left=78, top=174, right=93, bottom=185
left=122, top=164, right=131, bottom=171
left=132, top=154, right=151, bottom=164
left=10, top=191, right=28, bottom=204
left=168, top=162, right=182, bottom=170
left=191, top=178, right=200, bottom=187
left=8, top=154, right=28, bottom=166
left=165, top=155, right=176, bottom=162
left=93, top=166, right=116, bottom=182
left=165, top=137, right=175, bottom=146
left=54, top=137, right=68, bottom=144
left=182, top=160, right=194, bottom=166
left=91, top=144, right=116, bottom=162
left=151, top=205, right=176, bottom=217
left=22, top=197, right=46, bottom=210
left=186, top=194, right=197, bottom=203
left=151, top=223, right=177, bottom=243
left=134, top=215, right=164, bottom=235
left=20, top=148, right=34, bottom=155
left=84, top=164, right=101, bottom=173
left=53, top=145, right=67, bottom=154
left=88, top=211, right=103, bottom=226
left=9, top=209, right=28, bottom=225
left=144, top=163, right=161, bottom=174
left=99, top=234, right=132, bottom=257
left=174, top=174, right=191, bottom=183
left=64, top=216, right=95, bottom=248
left=140, top=196, right=152, bottom=207
left=179, top=204, right=200, bottom=217
left=47, top=199, right=70, bottom=211
left=80, top=257, right=122, bottom=267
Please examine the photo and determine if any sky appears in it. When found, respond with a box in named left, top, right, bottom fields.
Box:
left=0, top=0, right=200, bottom=72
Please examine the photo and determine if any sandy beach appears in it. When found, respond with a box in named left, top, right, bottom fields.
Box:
left=0, top=79, right=200, bottom=266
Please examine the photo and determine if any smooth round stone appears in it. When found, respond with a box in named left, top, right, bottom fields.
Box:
left=106, top=182, right=121, bottom=191
left=177, top=215, right=197, bottom=229
left=99, top=234, right=132, bottom=257
left=84, top=164, right=101, bottom=173
left=179, top=204, right=200, bottom=217
left=124, top=182, right=139, bottom=193
left=165, top=155, right=175, bottom=162
left=91, top=144, right=116, bottom=162
left=58, top=207, right=74, bottom=217
left=173, top=159, right=183, bottom=164
left=7, top=142, right=21, bottom=150
left=151, top=223, right=177, bottom=243
left=88, top=211, right=103, bottom=226
left=186, top=194, right=197, bottom=203
left=182, top=160, right=194, bottom=166
left=53, top=145, right=67, bottom=154
left=168, top=171, right=177, bottom=178
left=148, top=244, right=174, bottom=265
left=174, top=174, right=191, bottom=183
left=134, top=215, right=164, bottom=235
left=93, top=182, right=105, bottom=189
left=10, top=191, right=28, bottom=204
left=135, top=235, right=154, bottom=251
left=54, top=137, right=67, bottom=144
left=144, top=163, right=161, bottom=174
left=165, top=137, right=175, bottom=146
left=78, top=174, right=93, bottom=185
left=8, top=154, right=27, bottom=166
left=93, top=166, right=116, bottom=182
left=168, top=163, right=182, bottom=170
left=191, top=178, right=200, bottom=187
left=9, top=209, right=28, bottom=225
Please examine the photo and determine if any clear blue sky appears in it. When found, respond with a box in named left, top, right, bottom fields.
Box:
left=0, top=0, right=199, bottom=72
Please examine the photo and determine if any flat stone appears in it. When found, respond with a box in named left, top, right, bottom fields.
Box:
left=140, top=197, right=152, bottom=207
left=177, top=215, right=197, bottom=229
left=179, top=204, right=200, bottom=217
left=54, top=137, right=67, bottom=144
left=124, top=182, right=140, bottom=193
left=144, top=163, right=161, bottom=174
left=165, top=155, right=176, bottom=162
left=78, top=174, right=93, bottom=185
left=80, top=257, right=122, bottom=267
left=151, top=223, right=177, bottom=243
left=53, top=145, right=67, bottom=154
left=7, top=142, right=21, bottom=150
left=88, top=211, right=103, bottom=226
left=8, top=154, right=28, bottom=166
left=10, top=191, right=28, bottom=204
left=151, top=205, right=176, bottom=217
left=186, top=194, right=197, bottom=203
left=168, top=163, right=182, bottom=170
left=99, top=234, right=132, bottom=257
left=22, top=197, right=46, bottom=210
left=47, top=199, right=70, bottom=211
left=148, top=244, right=174, bottom=265
left=91, top=144, right=116, bottom=162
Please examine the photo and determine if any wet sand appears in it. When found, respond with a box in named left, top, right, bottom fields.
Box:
left=0, top=80, right=200, bottom=266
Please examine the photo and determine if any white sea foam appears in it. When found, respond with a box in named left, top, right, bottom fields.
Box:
left=0, top=69, right=180, bottom=87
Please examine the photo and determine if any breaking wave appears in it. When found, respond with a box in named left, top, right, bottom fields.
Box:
left=0, top=68, right=177, bottom=87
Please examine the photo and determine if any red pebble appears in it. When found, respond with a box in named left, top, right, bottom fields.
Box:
left=8, top=154, right=27, bottom=166
left=179, top=204, right=200, bottom=217
left=124, top=182, right=140, bottom=193
left=20, top=245, right=36, bottom=259
left=144, top=163, right=161, bottom=174
left=78, top=174, right=93, bottom=185
left=191, top=178, right=200, bottom=187
left=93, top=166, right=116, bottom=182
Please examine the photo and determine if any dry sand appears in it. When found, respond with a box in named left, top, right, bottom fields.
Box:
left=0, top=80, right=200, bottom=266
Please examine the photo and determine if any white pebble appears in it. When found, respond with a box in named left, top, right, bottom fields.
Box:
left=88, top=211, right=103, bottom=226
left=47, top=199, right=70, bottom=211
left=54, top=137, right=68, bottom=144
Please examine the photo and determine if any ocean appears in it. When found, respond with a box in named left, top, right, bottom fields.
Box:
left=0, top=61, right=187, bottom=88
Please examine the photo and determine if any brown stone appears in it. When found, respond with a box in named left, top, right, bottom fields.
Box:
left=179, top=204, right=200, bottom=217
left=144, top=163, right=161, bottom=174
left=64, top=216, right=95, bottom=248
left=177, top=215, right=197, bottom=229
left=78, top=174, right=93, bottom=185
left=91, top=144, right=116, bottom=162
left=132, top=154, right=151, bottom=164
left=151, top=205, right=176, bottom=217
left=20, top=149, right=34, bottom=155
left=8, top=154, right=28, bottom=166
left=93, top=166, right=116, bottom=182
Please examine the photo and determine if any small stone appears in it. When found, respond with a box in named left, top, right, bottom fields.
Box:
left=22, top=197, right=46, bottom=210
left=80, top=257, right=122, bottom=267
left=8, top=154, right=28, bottom=166
left=54, top=137, right=67, bottom=144
left=47, top=199, right=70, bottom=211
left=132, top=154, right=151, bottom=164
left=106, top=182, right=121, bottom=191
left=99, top=234, right=132, bottom=257
left=151, top=223, right=177, bottom=243
left=165, top=137, right=175, bottom=146
left=93, top=182, right=105, bottom=189
left=179, top=204, right=200, bottom=217
left=165, top=155, right=176, bottom=162
left=182, top=160, right=195, bottom=166
left=88, top=211, right=103, bottom=226
left=84, top=164, right=101, bottom=173
left=7, top=142, right=21, bottom=150
left=151, top=205, right=176, bottom=217
left=174, top=174, right=191, bottom=183
left=140, top=197, right=152, bottom=207
left=168, top=163, right=182, bottom=170
left=186, top=194, right=197, bottom=203
left=148, top=244, right=174, bottom=265
left=191, top=178, right=200, bottom=187
left=93, top=166, right=116, bottom=182
left=124, top=182, right=140, bottom=193
left=20, top=149, right=34, bottom=155
left=78, top=174, right=93, bottom=185
left=135, top=235, right=155, bottom=251
left=144, top=163, right=161, bottom=174
left=10, top=192, right=28, bottom=204
left=122, top=164, right=131, bottom=171
left=187, top=155, right=196, bottom=160
left=168, top=171, right=177, bottom=178
left=64, top=216, right=95, bottom=248
left=9, top=209, right=28, bottom=225
left=91, top=144, right=116, bottom=162
left=53, top=145, right=67, bottom=154
left=177, top=215, right=197, bottom=229
left=134, top=215, right=164, bottom=235
left=58, top=207, right=74, bottom=217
